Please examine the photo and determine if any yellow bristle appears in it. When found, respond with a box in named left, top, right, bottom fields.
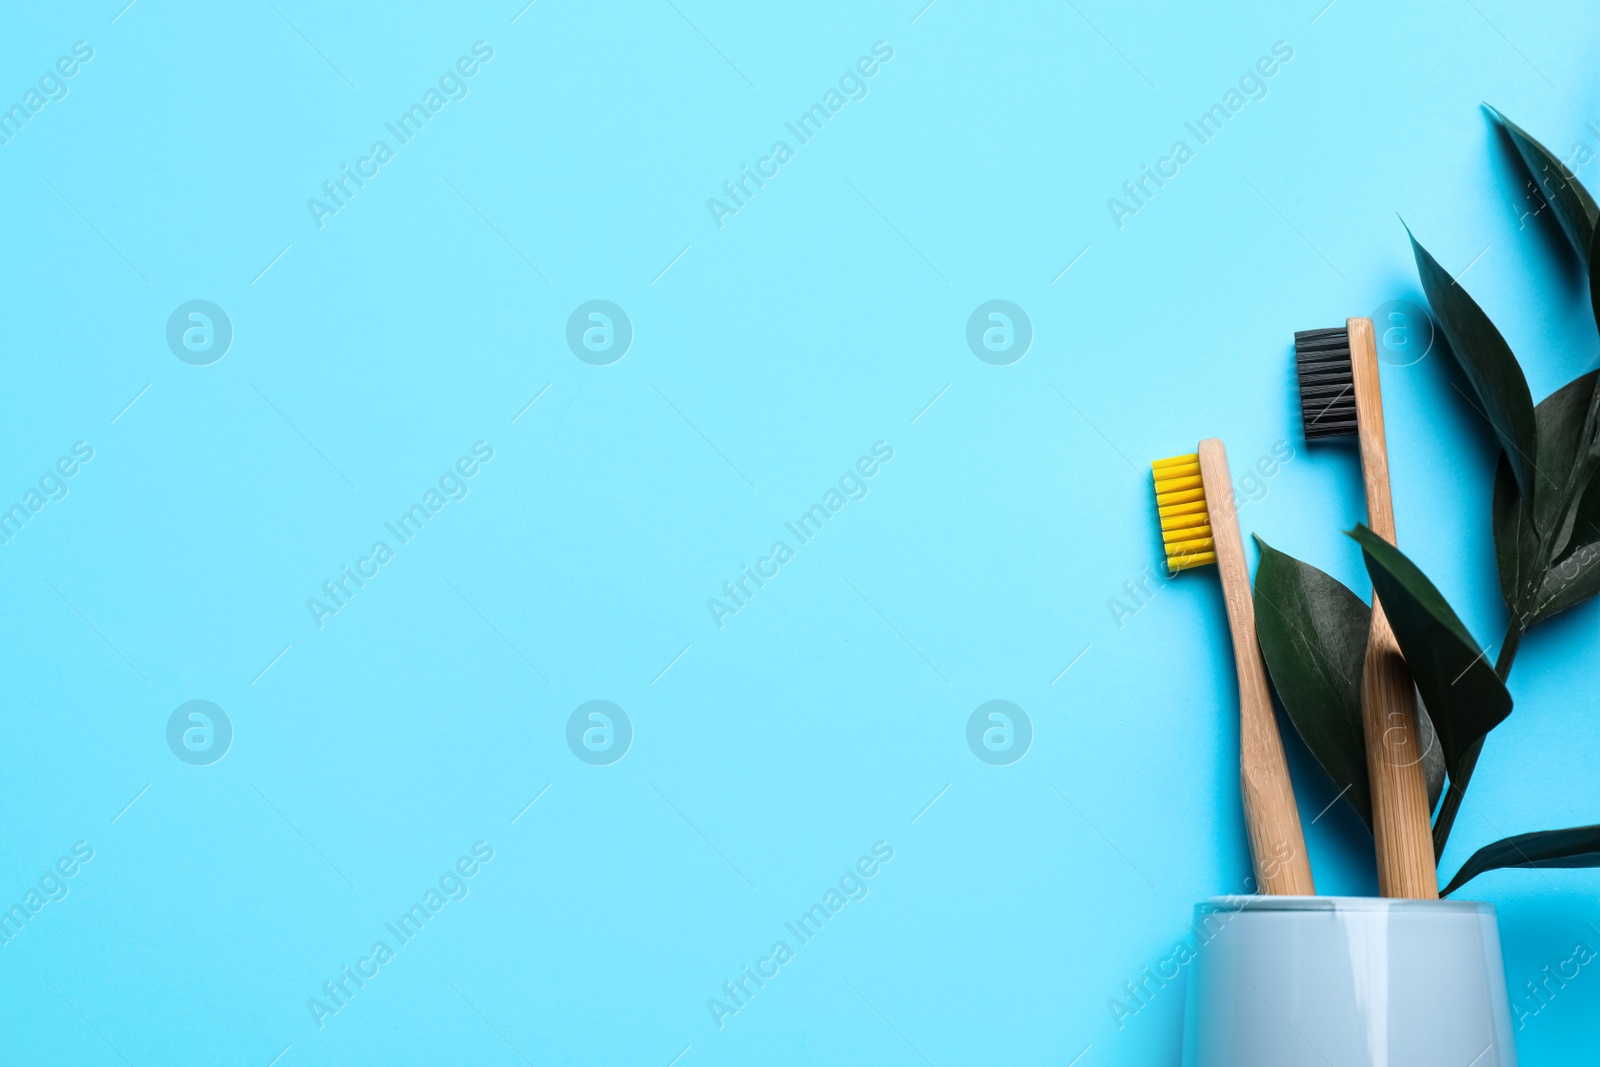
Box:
left=1156, top=474, right=1202, bottom=493
left=1165, top=534, right=1214, bottom=554
left=1158, top=487, right=1206, bottom=506
left=1159, top=506, right=1209, bottom=532
left=1152, top=452, right=1215, bottom=573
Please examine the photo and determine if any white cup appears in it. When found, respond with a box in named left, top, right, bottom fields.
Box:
left=1182, top=896, right=1517, bottom=1066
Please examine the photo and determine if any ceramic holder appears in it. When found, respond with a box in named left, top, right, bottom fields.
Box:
left=1182, top=896, right=1517, bottom=1066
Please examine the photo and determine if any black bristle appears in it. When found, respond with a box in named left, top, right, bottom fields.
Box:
left=1294, top=326, right=1357, bottom=440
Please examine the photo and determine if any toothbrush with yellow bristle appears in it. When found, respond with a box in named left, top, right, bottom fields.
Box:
left=1153, top=440, right=1315, bottom=896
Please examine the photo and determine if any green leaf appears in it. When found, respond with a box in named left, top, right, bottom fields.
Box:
left=1491, top=453, right=1541, bottom=624
left=1251, top=535, right=1373, bottom=829
left=1488, top=106, right=1599, bottom=263
left=1348, top=525, right=1513, bottom=789
left=1533, top=370, right=1600, bottom=551
left=1416, top=696, right=1447, bottom=815
left=1566, top=465, right=1600, bottom=555
left=1407, top=228, right=1540, bottom=505
left=1527, top=541, right=1600, bottom=625
left=1590, top=211, right=1600, bottom=336
left=1442, top=823, right=1600, bottom=896
left=1489, top=372, right=1600, bottom=626
left=1556, top=368, right=1600, bottom=563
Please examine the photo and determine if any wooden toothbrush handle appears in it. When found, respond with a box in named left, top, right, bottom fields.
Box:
left=1198, top=439, right=1315, bottom=896
left=1349, top=317, right=1439, bottom=900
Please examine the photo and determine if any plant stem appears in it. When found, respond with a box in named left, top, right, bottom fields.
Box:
left=1432, top=740, right=1481, bottom=861
left=1432, top=621, right=1523, bottom=860
left=1494, top=623, right=1521, bottom=682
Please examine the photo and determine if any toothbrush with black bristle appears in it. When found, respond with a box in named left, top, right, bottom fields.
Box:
left=1153, top=441, right=1315, bottom=896
left=1294, top=317, right=1438, bottom=900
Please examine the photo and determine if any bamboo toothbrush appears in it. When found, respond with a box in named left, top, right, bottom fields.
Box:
left=1154, top=441, right=1315, bottom=895
left=1295, top=317, right=1438, bottom=900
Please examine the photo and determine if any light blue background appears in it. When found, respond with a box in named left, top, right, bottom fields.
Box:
left=2, top=1, right=1598, bottom=1063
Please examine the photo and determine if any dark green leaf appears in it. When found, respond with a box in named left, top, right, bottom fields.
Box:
left=1590, top=209, right=1600, bottom=336
left=1491, top=453, right=1540, bottom=624
left=1555, top=367, right=1600, bottom=563
left=1527, top=541, right=1600, bottom=625
left=1524, top=378, right=1600, bottom=626
left=1442, top=823, right=1600, bottom=896
left=1488, top=106, right=1598, bottom=263
left=1534, top=370, right=1600, bottom=552
left=1252, top=535, right=1373, bottom=829
left=1489, top=372, right=1600, bottom=626
left=1416, top=696, right=1447, bottom=815
left=1567, top=466, right=1600, bottom=555
left=1407, top=228, right=1540, bottom=504
left=1348, top=525, right=1513, bottom=788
